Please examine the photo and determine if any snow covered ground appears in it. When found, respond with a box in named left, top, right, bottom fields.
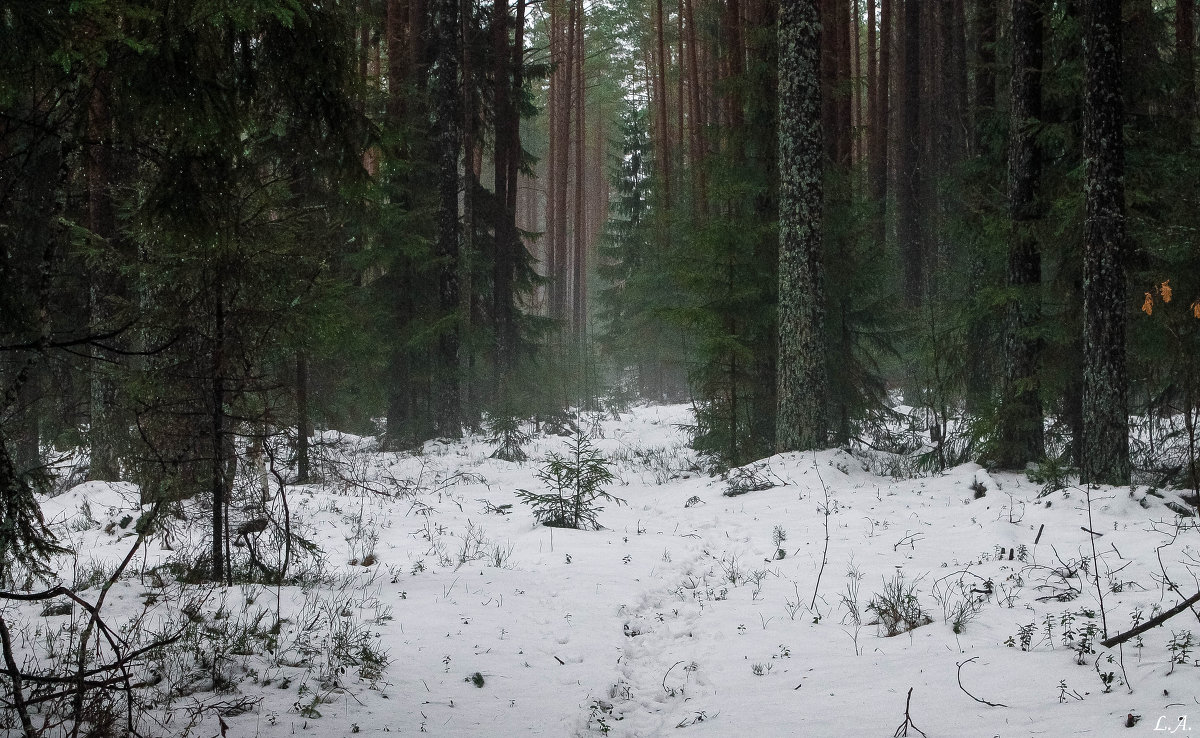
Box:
left=12, top=404, right=1200, bottom=737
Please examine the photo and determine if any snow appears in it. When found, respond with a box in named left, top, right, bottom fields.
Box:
left=16, top=403, right=1200, bottom=737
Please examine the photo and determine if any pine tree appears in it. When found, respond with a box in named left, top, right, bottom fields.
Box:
left=1080, top=0, right=1130, bottom=485
left=897, top=0, right=924, bottom=308
left=997, top=0, right=1047, bottom=468
left=433, top=0, right=464, bottom=437
left=776, top=0, right=827, bottom=452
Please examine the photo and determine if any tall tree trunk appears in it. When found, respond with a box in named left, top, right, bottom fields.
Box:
left=85, top=67, right=121, bottom=482
left=677, top=0, right=686, bottom=159
left=1177, top=0, right=1195, bottom=139
left=433, top=0, right=462, bottom=437
left=296, top=352, right=310, bottom=483
left=654, top=0, right=672, bottom=204
left=360, top=2, right=371, bottom=105
left=386, top=0, right=410, bottom=121
left=777, top=0, right=828, bottom=452
left=867, top=0, right=878, bottom=166
left=545, top=0, right=560, bottom=318
left=385, top=0, right=421, bottom=444
left=505, top=0, right=525, bottom=351
left=972, top=0, right=997, bottom=153
left=210, top=278, right=226, bottom=583
left=869, top=0, right=890, bottom=247
left=551, top=0, right=575, bottom=322
left=572, top=0, right=586, bottom=339
left=964, top=0, right=998, bottom=410
left=684, top=0, right=706, bottom=208
left=461, top=0, right=477, bottom=419
left=820, top=0, right=839, bottom=162
left=997, top=0, right=1046, bottom=468
left=837, top=0, right=853, bottom=164
left=493, top=0, right=516, bottom=378
left=930, top=0, right=966, bottom=279
left=410, top=0, right=429, bottom=69
left=897, top=0, right=923, bottom=307
left=1081, top=0, right=1129, bottom=485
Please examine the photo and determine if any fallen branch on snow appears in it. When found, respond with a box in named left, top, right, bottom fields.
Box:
left=1100, top=589, right=1200, bottom=649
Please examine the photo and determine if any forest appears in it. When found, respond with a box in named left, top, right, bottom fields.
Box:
left=1, top=0, right=1199, bottom=736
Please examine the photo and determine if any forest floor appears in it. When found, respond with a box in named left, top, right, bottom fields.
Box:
left=14, top=404, right=1200, bottom=737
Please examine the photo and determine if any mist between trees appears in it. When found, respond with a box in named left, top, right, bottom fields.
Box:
left=2, top=0, right=1198, bottom=585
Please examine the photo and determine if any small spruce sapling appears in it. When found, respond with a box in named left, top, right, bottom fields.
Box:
left=772, top=525, right=788, bottom=560
left=516, top=432, right=624, bottom=530
left=487, top=413, right=532, bottom=462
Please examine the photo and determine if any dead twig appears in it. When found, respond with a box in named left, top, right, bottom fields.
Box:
left=955, top=657, right=1008, bottom=707
left=663, top=660, right=684, bottom=695
left=892, top=687, right=928, bottom=738
left=810, top=454, right=832, bottom=612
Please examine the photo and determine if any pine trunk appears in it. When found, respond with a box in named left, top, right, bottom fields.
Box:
left=869, top=0, right=890, bottom=247
left=461, top=0, right=477, bottom=417
left=433, top=0, right=462, bottom=437
left=1177, top=0, right=1195, bottom=138
left=1081, top=0, right=1129, bottom=485
left=210, top=279, right=226, bottom=583
left=552, top=0, right=575, bottom=322
left=684, top=0, right=706, bottom=208
left=897, top=0, right=923, bottom=307
left=998, top=0, right=1046, bottom=468
left=972, top=0, right=997, bottom=152
left=964, top=0, right=998, bottom=409
left=85, top=66, right=121, bottom=482
left=296, top=352, right=310, bottom=483
left=572, top=2, right=586, bottom=340
left=654, top=0, right=672, bottom=204
left=493, top=0, right=518, bottom=376
left=777, top=0, right=827, bottom=453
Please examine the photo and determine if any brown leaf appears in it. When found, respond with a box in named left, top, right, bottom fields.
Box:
left=1141, top=292, right=1153, bottom=316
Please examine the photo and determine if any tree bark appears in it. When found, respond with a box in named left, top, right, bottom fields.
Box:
left=997, top=0, right=1046, bottom=468
left=972, top=0, right=997, bottom=153
left=867, top=0, right=879, bottom=177
left=86, top=67, right=122, bottom=483
left=654, top=0, right=672, bottom=204
left=869, top=0, right=890, bottom=248
left=296, top=352, right=309, bottom=483
left=684, top=0, right=706, bottom=208
left=210, top=279, right=226, bottom=583
left=964, top=0, right=998, bottom=410
left=493, top=0, right=516, bottom=377
left=897, top=0, right=923, bottom=307
left=461, top=0, right=477, bottom=418
left=572, top=0, right=586, bottom=340
left=433, top=0, right=462, bottom=437
left=551, top=0, right=576, bottom=322
left=1177, top=0, right=1195, bottom=139
left=1081, top=0, right=1129, bottom=485
left=777, top=0, right=828, bottom=453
